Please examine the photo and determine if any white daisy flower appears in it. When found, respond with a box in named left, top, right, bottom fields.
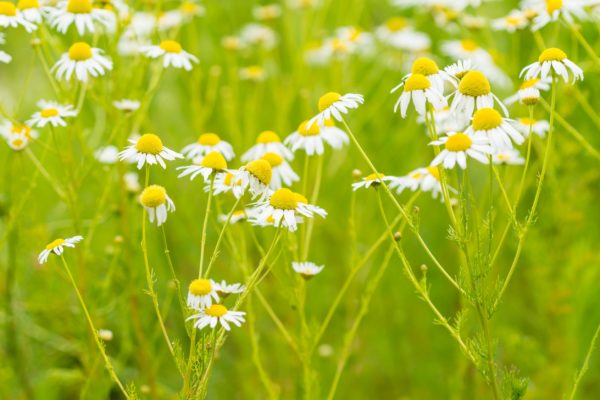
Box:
left=187, top=304, right=246, bottom=331
left=504, top=78, right=551, bottom=106
left=5, top=132, right=29, bottom=151
left=392, top=73, right=447, bottom=118
left=284, top=119, right=349, bottom=156
left=119, top=133, right=183, bottom=169
left=239, top=23, right=277, bottom=50
left=441, top=40, right=490, bottom=64
left=388, top=166, right=443, bottom=199
left=520, top=48, right=583, bottom=84
left=94, top=145, right=120, bottom=164
left=402, top=57, right=456, bottom=93
left=177, top=151, right=229, bottom=182
left=181, top=133, right=235, bottom=161
left=307, top=92, right=364, bottom=128
left=515, top=117, right=550, bottom=138
left=0, top=121, right=38, bottom=140
left=352, top=172, right=395, bottom=191
left=218, top=209, right=248, bottom=224
left=492, top=149, right=525, bottom=165
left=430, top=131, right=493, bottom=169
left=113, top=99, right=140, bottom=113
left=210, top=171, right=246, bottom=198
left=17, top=0, right=43, bottom=24
left=526, top=0, right=589, bottom=30
left=492, top=11, right=528, bottom=32
left=444, top=59, right=476, bottom=81
left=292, top=261, right=324, bottom=279
left=139, top=185, right=175, bottom=226
left=52, top=42, right=113, bottom=82
left=252, top=188, right=326, bottom=232
left=466, top=108, right=524, bottom=151
left=140, top=40, right=199, bottom=71
left=187, top=278, right=219, bottom=310
left=214, top=280, right=245, bottom=298
left=38, top=235, right=83, bottom=264
left=261, top=152, right=299, bottom=189
left=0, top=1, right=36, bottom=31
left=46, top=0, right=115, bottom=35
left=27, top=100, right=77, bottom=128
left=236, top=159, right=272, bottom=199
left=375, top=17, right=431, bottom=52
left=242, top=130, right=294, bottom=162
left=450, top=70, right=508, bottom=117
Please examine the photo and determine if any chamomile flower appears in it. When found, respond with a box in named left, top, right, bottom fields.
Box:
left=403, top=57, right=456, bottom=93
left=307, top=92, right=364, bottom=128
left=52, top=42, right=113, bottom=82
left=261, top=152, right=299, bottom=189
left=285, top=120, right=348, bottom=156
left=119, top=133, right=183, bottom=169
left=352, top=172, right=395, bottom=191
left=237, top=159, right=272, bottom=198
left=0, top=1, right=36, bottom=31
left=187, top=279, right=219, bottom=309
left=388, top=166, right=443, bottom=199
left=214, top=280, right=245, bottom=298
left=430, top=131, right=493, bottom=169
left=375, top=17, right=431, bottom=52
left=139, top=185, right=175, bottom=226
left=504, top=78, right=550, bottom=106
left=187, top=304, right=246, bottom=331
left=492, top=11, right=528, bottom=32
left=38, top=235, right=83, bottom=264
left=442, top=40, right=490, bottom=64
left=210, top=171, right=246, bottom=198
left=527, top=0, right=589, bottom=30
left=492, top=149, right=525, bottom=165
left=177, top=151, right=228, bottom=182
left=466, top=108, right=524, bottom=151
left=181, top=133, right=235, bottom=161
left=242, top=130, right=294, bottom=162
left=515, top=117, right=550, bottom=138
left=444, top=59, right=476, bottom=81
left=392, top=73, right=447, bottom=118
left=252, top=188, right=326, bottom=232
left=17, top=0, right=43, bottom=24
left=450, top=70, right=507, bottom=117
left=0, top=121, right=38, bottom=140
left=27, top=100, right=77, bottom=128
left=521, top=48, right=583, bottom=83
left=5, top=132, right=29, bottom=151
left=94, top=145, right=119, bottom=164
left=113, top=99, right=140, bottom=113
left=46, top=0, right=115, bottom=35
left=219, top=209, right=248, bottom=224
left=239, top=23, right=277, bottom=50
left=140, top=40, right=199, bottom=71
left=292, top=261, right=324, bottom=279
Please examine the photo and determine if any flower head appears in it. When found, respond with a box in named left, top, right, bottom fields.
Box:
left=292, top=261, right=324, bottom=279
left=177, top=152, right=229, bottom=182
left=284, top=119, right=348, bottom=156
left=451, top=70, right=507, bottom=117
left=391, top=73, right=447, bottom=118
left=46, top=0, right=115, bottom=35
left=27, top=100, right=77, bottom=128
left=181, top=132, right=235, bottom=161
left=466, top=108, right=524, bottom=151
left=140, top=185, right=175, bottom=226
left=352, top=172, right=394, bottom=191
left=187, top=278, right=219, bottom=309
left=242, top=130, right=294, bottom=162
left=140, top=40, right=199, bottom=70
left=251, top=188, right=326, bottom=231
left=119, top=133, right=183, bottom=169
left=52, top=42, right=113, bottom=82
left=307, top=92, right=363, bottom=128
left=521, top=47, right=583, bottom=83
left=430, top=131, right=493, bottom=169
left=187, top=304, right=246, bottom=331
left=38, top=235, right=83, bottom=264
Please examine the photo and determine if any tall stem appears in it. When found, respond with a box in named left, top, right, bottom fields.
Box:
left=198, top=176, right=215, bottom=278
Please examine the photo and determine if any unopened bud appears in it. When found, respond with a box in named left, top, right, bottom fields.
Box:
left=30, top=38, right=41, bottom=47
left=393, top=231, right=402, bottom=241
left=352, top=169, right=362, bottom=180
left=420, top=264, right=428, bottom=273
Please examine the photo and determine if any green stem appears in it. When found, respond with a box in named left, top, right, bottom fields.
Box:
left=568, top=322, right=600, bottom=400
left=199, top=176, right=215, bottom=278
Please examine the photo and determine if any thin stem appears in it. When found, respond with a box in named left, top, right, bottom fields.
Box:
left=569, top=23, right=600, bottom=68
left=204, top=195, right=242, bottom=277
left=568, top=322, right=600, bottom=400
left=199, top=176, right=215, bottom=278
left=59, top=256, right=130, bottom=398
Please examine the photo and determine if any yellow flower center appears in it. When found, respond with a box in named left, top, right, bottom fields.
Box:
left=67, top=0, right=92, bottom=13
left=426, top=166, right=440, bottom=180
left=270, top=188, right=298, bottom=210
left=520, top=78, right=540, bottom=89
left=41, top=108, right=59, bottom=118
left=68, top=42, right=93, bottom=61
left=0, top=1, right=17, bottom=15
left=246, top=159, right=272, bottom=185
left=181, top=2, right=199, bottom=14
left=472, top=108, right=502, bottom=131
left=403, top=74, right=431, bottom=92
left=135, top=133, right=164, bottom=155
left=505, top=16, right=521, bottom=26
left=200, top=151, right=227, bottom=170
left=385, top=17, right=407, bottom=32
left=223, top=172, right=234, bottom=186
left=198, top=133, right=221, bottom=145
left=17, top=0, right=38, bottom=9
left=160, top=40, right=183, bottom=53
left=519, top=117, right=536, bottom=125
left=189, top=279, right=212, bottom=296
left=318, top=92, right=341, bottom=112
left=140, top=185, right=167, bottom=208
left=445, top=133, right=472, bottom=152
left=461, top=39, right=478, bottom=52
left=11, top=138, right=25, bottom=148
left=458, top=71, right=490, bottom=97
left=538, top=47, right=567, bottom=63
left=46, top=238, right=65, bottom=250
left=243, top=66, right=264, bottom=78
left=410, top=171, right=423, bottom=179
left=261, top=152, right=283, bottom=167
left=546, top=0, right=562, bottom=14
left=256, top=130, right=280, bottom=143
left=298, top=121, right=321, bottom=137
left=294, top=192, right=308, bottom=204
left=205, top=304, right=228, bottom=317
left=323, top=118, right=336, bottom=127
left=11, top=124, right=32, bottom=138
left=331, top=38, right=348, bottom=53
left=411, top=57, right=439, bottom=76
left=365, top=172, right=385, bottom=182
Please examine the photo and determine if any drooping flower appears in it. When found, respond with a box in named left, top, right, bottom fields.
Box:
left=38, top=236, right=83, bottom=264
left=139, top=185, right=175, bottom=226
left=307, top=92, right=364, bottom=128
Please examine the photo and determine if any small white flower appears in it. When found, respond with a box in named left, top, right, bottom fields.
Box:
left=251, top=188, right=326, bottom=232
left=450, top=70, right=507, bottom=117
left=352, top=173, right=395, bottom=191
left=392, top=73, right=447, bottom=118
left=236, top=160, right=272, bottom=199
left=242, top=130, right=294, bottom=162
left=504, top=78, right=550, bottom=106
left=375, top=17, right=431, bottom=52
left=119, top=133, right=183, bottom=169
left=307, top=92, right=363, bottom=128
left=113, top=99, right=140, bottom=113
left=292, top=261, right=324, bottom=279
left=52, top=42, right=113, bottom=82
left=430, top=131, right=493, bottom=169
left=260, top=152, right=299, bottom=189
left=526, top=0, right=589, bottom=30
left=491, top=11, right=528, bottom=32
left=253, top=4, right=282, bottom=20
left=285, top=119, right=349, bottom=156
left=38, top=235, right=83, bottom=264
left=140, top=40, right=199, bottom=71
left=18, top=0, right=43, bottom=24
left=177, top=152, right=229, bottom=182
left=187, top=278, right=219, bottom=309
left=465, top=108, right=524, bottom=151
left=218, top=209, right=248, bottom=224
left=5, top=132, right=29, bottom=151
left=27, top=100, right=77, bottom=128
left=139, top=185, right=175, bottom=226
left=521, top=48, right=583, bottom=83
left=515, top=117, right=550, bottom=138
left=209, top=171, right=246, bottom=198
left=95, top=145, right=119, bottom=164
left=239, top=23, right=277, bottom=49
left=187, top=304, right=246, bottom=331
left=388, top=166, right=444, bottom=199
left=0, top=1, right=36, bottom=31
left=98, top=329, right=114, bottom=342
left=181, top=133, right=235, bottom=161
left=492, top=149, right=525, bottom=165
left=214, top=280, right=245, bottom=297
left=45, top=0, right=115, bottom=35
